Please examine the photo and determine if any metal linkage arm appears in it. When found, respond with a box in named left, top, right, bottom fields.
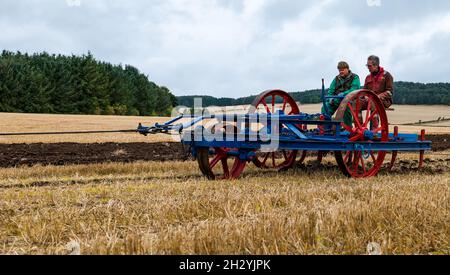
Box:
left=0, top=129, right=138, bottom=136
left=137, top=114, right=203, bottom=136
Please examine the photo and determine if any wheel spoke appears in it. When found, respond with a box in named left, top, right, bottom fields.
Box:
left=344, top=151, right=351, bottom=163
left=372, top=127, right=383, bottom=134
left=210, top=154, right=223, bottom=169
left=221, top=158, right=229, bottom=178
left=282, top=150, right=288, bottom=160
left=363, top=99, right=372, bottom=127
left=272, top=95, right=276, bottom=113
left=366, top=109, right=379, bottom=126
left=370, top=152, right=376, bottom=163
left=342, top=123, right=353, bottom=132
left=230, top=159, right=246, bottom=179
left=347, top=103, right=362, bottom=129
left=262, top=152, right=270, bottom=165
left=349, top=133, right=363, bottom=142
left=282, top=98, right=287, bottom=112
left=262, top=100, right=271, bottom=113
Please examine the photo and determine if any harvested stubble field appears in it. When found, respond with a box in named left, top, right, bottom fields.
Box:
left=0, top=110, right=449, bottom=255
left=0, top=112, right=172, bottom=144
left=0, top=156, right=448, bottom=255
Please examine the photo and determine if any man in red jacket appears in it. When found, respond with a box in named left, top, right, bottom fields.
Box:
left=364, top=55, right=394, bottom=108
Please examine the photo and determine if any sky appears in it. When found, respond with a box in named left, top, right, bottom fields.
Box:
left=1, top=0, right=450, bottom=98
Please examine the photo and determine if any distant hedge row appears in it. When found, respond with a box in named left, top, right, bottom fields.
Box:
left=0, top=51, right=177, bottom=116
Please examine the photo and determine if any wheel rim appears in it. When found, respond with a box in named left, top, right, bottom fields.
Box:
left=334, top=89, right=389, bottom=178
left=249, top=90, right=304, bottom=169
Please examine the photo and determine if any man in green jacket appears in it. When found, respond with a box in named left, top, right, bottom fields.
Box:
left=322, top=61, right=361, bottom=125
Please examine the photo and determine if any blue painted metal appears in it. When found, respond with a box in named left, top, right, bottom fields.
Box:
left=182, top=137, right=431, bottom=152
left=321, top=78, right=330, bottom=116
left=284, top=123, right=308, bottom=140
left=137, top=109, right=432, bottom=154
left=363, top=130, right=375, bottom=140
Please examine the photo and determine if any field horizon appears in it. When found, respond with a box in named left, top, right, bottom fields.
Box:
left=1, top=104, right=449, bottom=144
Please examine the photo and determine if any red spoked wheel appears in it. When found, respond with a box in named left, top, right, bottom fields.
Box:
left=334, top=89, right=389, bottom=178
left=196, top=124, right=247, bottom=180
left=249, top=90, right=306, bottom=169
left=197, top=147, right=247, bottom=180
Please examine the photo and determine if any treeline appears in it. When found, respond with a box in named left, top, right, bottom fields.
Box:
left=393, top=81, right=450, bottom=105
left=177, top=89, right=324, bottom=108
left=0, top=51, right=177, bottom=116
left=177, top=82, right=450, bottom=107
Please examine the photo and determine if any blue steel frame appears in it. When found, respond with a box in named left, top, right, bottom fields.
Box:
left=138, top=113, right=431, bottom=161
left=137, top=81, right=432, bottom=160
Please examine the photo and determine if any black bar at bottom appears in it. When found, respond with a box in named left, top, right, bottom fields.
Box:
left=4, top=255, right=445, bottom=274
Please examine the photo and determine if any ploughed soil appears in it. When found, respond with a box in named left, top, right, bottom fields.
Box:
left=0, top=142, right=187, bottom=168
left=0, top=134, right=448, bottom=169
left=426, top=134, right=449, bottom=151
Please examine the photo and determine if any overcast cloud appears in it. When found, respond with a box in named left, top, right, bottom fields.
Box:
left=1, top=0, right=450, bottom=97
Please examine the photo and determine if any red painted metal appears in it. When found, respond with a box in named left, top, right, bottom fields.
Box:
left=388, top=126, right=399, bottom=170
left=419, top=129, right=425, bottom=169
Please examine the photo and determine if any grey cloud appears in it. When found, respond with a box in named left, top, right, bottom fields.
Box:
left=260, top=0, right=319, bottom=30
left=391, top=31, right=450, bottom=83
left=215, top=0, right=245, bottom=13
left=0, top=0, right=449, bottom=98
left=326, top=0, right=450, bottom=28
